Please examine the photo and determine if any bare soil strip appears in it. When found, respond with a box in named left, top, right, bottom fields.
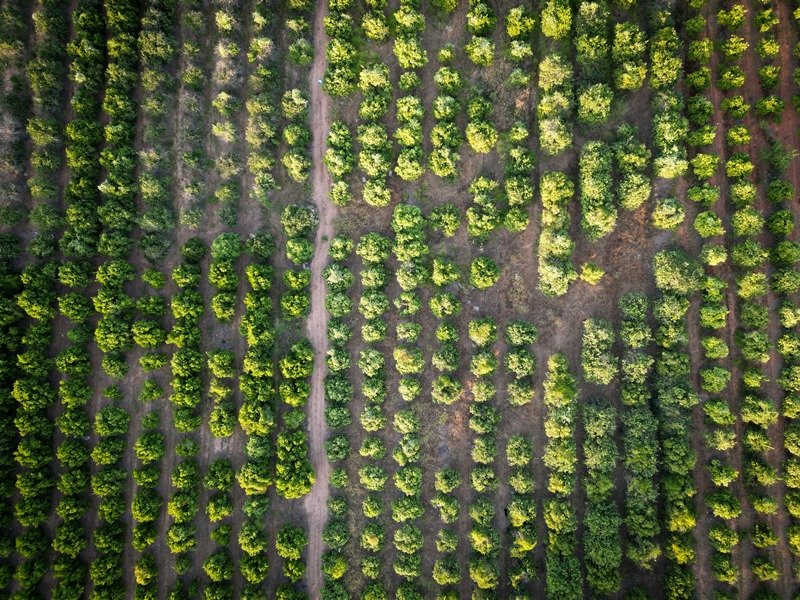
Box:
left=304, top=3, right=333, bottom=597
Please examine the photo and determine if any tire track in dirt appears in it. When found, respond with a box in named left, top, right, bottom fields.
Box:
left=303, top=2, right=333, bottom=597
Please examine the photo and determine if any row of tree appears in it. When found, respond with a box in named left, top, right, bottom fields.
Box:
left=320, top=229, right=356, bottom=599
left=465, top=0, right=495, bottom=67
left=131, top=92, right=174, bottom=594
left=357, top=63, right=392, bottom=207
left=653, top=249, right=702, bottom=599
left=0, top=1, right=23, bottom=561
left=579, top=142, right=616, bottom=241
left=618, top=293, right=661, bottom=569
left=651, top=21, right=687, bottom=180
left=323, top=0, right=358, bottom=98
left=136, top=0, right=177, bottom=263
left=208, top=0, right=248, bottom=227
left=574, top=1, right=612, bottom=125
left=89, top=1, right=141, bottom=596
left=685, top=6, right=747, bottom=590
left=237, top=235, right=278, bottom=595
left=0, top=1, right=27, bottom=230
left=538, top=171, right=577, bottom=296
left=167, top=238, right=208, bottom=585
left=45, top=0, right=105, bottom=595
left=583, top=399, right=622, bottom=594
left=429, top=53, right=462, bottom=179
left=543, top=354, right=582, bottom=599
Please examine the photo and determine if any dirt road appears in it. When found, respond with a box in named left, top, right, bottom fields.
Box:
left=304, top=2, right=333, bottom=597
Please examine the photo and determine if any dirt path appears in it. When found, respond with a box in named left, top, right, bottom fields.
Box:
left=303, top=3, right=333, bottom=598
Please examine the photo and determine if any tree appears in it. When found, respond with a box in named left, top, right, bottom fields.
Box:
left=393, top=346, right=424, bottom=375
left=393, top=35, right=427, bottom=69
left=506, top=348, right=535, bottom=378
left=653, top=250, right=702, bottom=295
left=469, top=556, right=499, bottom=589
left=281, top=205, right=318, bottom=238
left=204, top=550, right=233, bottom=582
left=429, top=204, right=460, bottom=237
left=433, top=555, right=460, bottom=585
left=467, top=1, right=496, bottom=33
left=507, top=435, right=533, bottom=467
left=435, top=468, right=461, bottom=494
left=506, top=321, right=538, bottom=347
left=578, top=84, right=612, bottom=124
left=280, top=340, right=314, bottom=379
left=431, top=0, right=457, bottom=11
left=360, top=523, right=385, bottom=552
left=652, top=197, right=685, bottom=230
left=276, top=525, right=308, bottom=561
left=694, top=211, right=724, bottom=238
left=582, top=319, right=616, bottom=385
left=468, top=318, right=497, bottom=347
left=506, top=6, right=535, bottom=39
left=393, top=524, right=423, bottom=554
left=466, top=121, right=498, bottom=154
left=541, top=0, right=571, bottom=39
left=465, top=37, right=494, bottom=66
left=469, top=257, right=500, bottom=289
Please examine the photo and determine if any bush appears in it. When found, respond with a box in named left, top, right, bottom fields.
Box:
left=580, top=262, right=604, bottom=285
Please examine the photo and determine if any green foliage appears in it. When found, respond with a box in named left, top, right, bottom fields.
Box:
left=613, top=22, right=647, bottom=90
left=541, top=0, right=571, bottom=39
left=582, top=319, right=617, bottom=385
left=539, top=171, right=577, bottom=296
left=578, top=84, right=612, bottom=125
left=652, top=197, right=685, bottom=230
left=580, top=142, right=616, bottom=240
left=275, top=429, right=314, bottom=499
left=465, top=96, right=498, bottom=154
left=276, top=524, right=308, bottom=561
left=469, top=257, right=500, bottom=289
left=580, top=262, right=604, bottom=285
left=653, top=250, right=702, bottom=296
